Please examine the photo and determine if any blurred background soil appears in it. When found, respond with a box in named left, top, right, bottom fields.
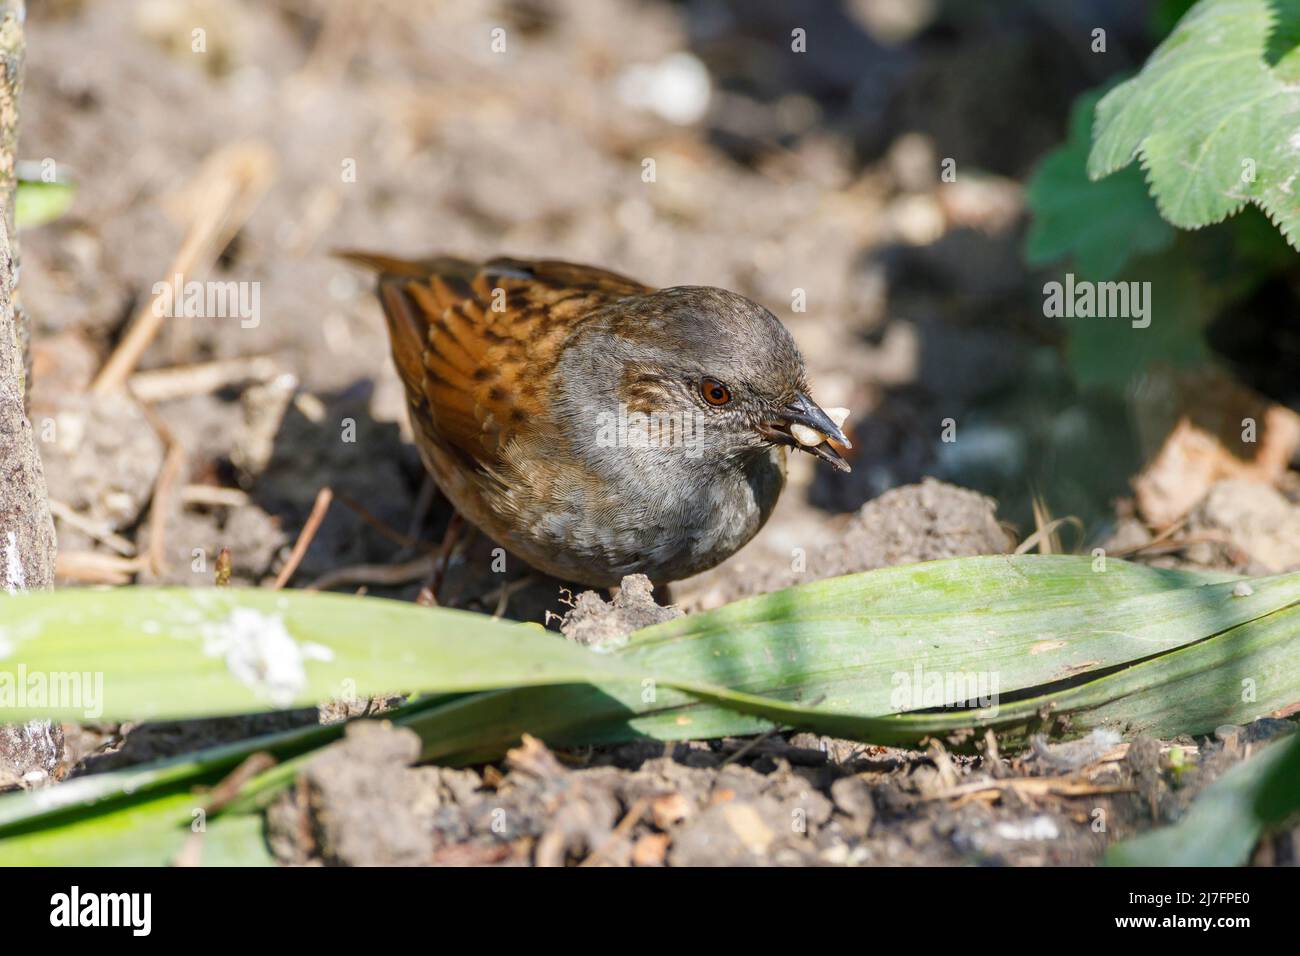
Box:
left=24, top=0, right=1236, bottom=616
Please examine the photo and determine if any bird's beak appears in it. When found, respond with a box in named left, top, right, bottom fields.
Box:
left=757, top=392, right=853, bottom=473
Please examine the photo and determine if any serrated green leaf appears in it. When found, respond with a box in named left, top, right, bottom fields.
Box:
left=1265, top=0, right=1300, bottom=78
left=1089, top=0, right=1300, bottom=248
left=1026, top=90, right=1174, bottom=279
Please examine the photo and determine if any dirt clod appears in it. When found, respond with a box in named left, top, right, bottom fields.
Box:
left=1189, top=480, right=1300, bottom=573
left=830, top=775, right=875, bottom=826
left=690, top=479, right=1012, bottom=604
left=631, top=832, right=670, bottom=866
left=560, top=573, right=682, bottom=647
left=0, top=719, right=65, bottom=791
left=273, top=721, right=433, bottom=867
left=669, top=799, right=789, bottom=866
left=40, top=393, right=164, bottom=538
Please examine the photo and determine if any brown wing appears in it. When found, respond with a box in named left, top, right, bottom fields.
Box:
left=337, top=252, right=651, bottom=467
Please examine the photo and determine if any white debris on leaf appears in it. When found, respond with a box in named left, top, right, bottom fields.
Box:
left=1232, top=581, right=1254, bottom=598
left=200, top=607, right=334, bottom=708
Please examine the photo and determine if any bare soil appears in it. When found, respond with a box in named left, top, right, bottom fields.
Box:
left=5, top=0, right=1299, bottom=864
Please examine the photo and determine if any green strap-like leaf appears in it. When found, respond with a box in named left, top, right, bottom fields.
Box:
left=1107, top=729, right=1300, bottom=865
left=0, top=557, right=1287, bottom=727
left=1, top=555, right=1297, bottom=864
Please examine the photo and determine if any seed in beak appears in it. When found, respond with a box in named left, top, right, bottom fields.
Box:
left=824, top=407, right=850, bottom=430
left=790, top=422, right=827, bottom=447
left=788, top=407, right=850, bottom=448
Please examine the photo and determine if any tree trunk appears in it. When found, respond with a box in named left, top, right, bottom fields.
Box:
left=0, top=0, right=63, bottom=788
left=0, top=0, right=27, bottom=401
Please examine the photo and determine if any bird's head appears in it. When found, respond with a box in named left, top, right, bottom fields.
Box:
left=561, top=286, right=851, bottom=472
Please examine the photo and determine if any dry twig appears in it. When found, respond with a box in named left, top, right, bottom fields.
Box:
left=46, top=499, right=136, bottom=557
left=126, top=354, right=281, bottom=403
left=91, top=143, right=276, bottom=393
left=273, top=487, right=334, bottom=590
left=304, top=555, right=435, bottom=592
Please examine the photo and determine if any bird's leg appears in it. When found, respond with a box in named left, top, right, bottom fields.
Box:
left=481, top=574, right=536, bottom=619
left=417, top=510, right=466, bottom=607
left=404, top=476, right=437, bottom=549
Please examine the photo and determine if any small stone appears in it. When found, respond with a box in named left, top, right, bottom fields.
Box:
left=1244, top=717, right=1294, bottom=743
left=820, top=842, right=850, bottom=865
left=651, top=792, right=694, bottom=830
left=721, top=802, right=777, bottom=855
left=830, top=776, right=875, bottom=825
left=631, top=833, right=670, bottom=867
left=1214, top=724, right=1244, bottom=747
left=39, top=393, right=164, bottom=533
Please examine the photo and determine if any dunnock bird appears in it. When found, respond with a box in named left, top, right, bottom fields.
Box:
left=339, top=253, right=850, bottom=587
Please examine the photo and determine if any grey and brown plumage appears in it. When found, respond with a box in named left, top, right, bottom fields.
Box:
left=339, top=252, right=851, bottom=587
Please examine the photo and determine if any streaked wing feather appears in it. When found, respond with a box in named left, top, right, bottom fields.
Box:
left=341, top=252, right=651, bottom=467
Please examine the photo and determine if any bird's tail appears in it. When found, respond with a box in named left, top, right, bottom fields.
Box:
left=332, top=249, right=478, bottom=282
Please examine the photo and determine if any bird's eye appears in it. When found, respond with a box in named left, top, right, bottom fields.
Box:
left=700, top=377, right=732, bottom=406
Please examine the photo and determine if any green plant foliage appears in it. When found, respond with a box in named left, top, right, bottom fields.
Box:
left=1060, top=253, right=1219, bottom=389
left=0, top=557, right=1292, bottom=730
left=1026, top=91, right=1174, bottom=280
left=412, top=561, right=1300, bottom=763
left=15, top=179, right=74, bottom=229
left=1107, top=729, right=1300, bottom=865
left=1090, top=0, right=1300, bottom=248
left=1023, top=2, right=1300, bottom=390
left=1024, top=88, right=1223, bottom=388
left=0, top=792, right=276, bottom=867
left=2, top=557, right=1300, bottom=864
